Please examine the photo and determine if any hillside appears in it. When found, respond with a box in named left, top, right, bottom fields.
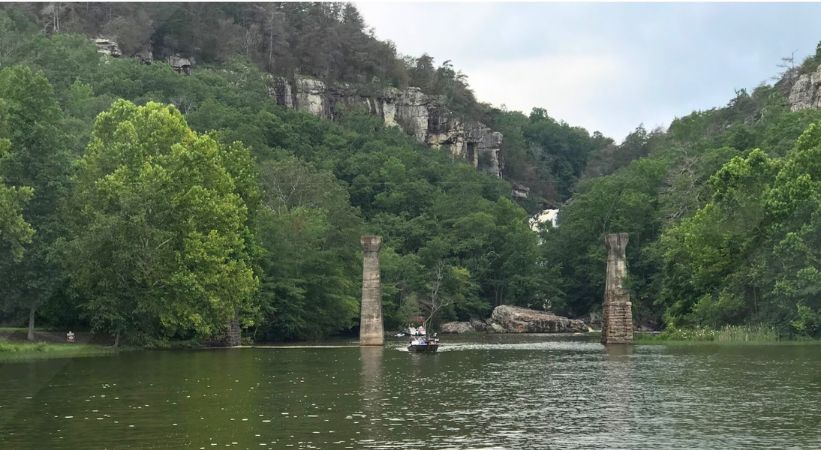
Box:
left=0, top=3, right=818, bottom=342
left=539, top=50, right=821, bottom=336
left=0, top=2, right=612, bottom=208
left=0, top=4, right=555, bottom=343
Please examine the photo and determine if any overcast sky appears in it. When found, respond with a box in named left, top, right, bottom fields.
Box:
left=356, top=2, right=821, bottom=142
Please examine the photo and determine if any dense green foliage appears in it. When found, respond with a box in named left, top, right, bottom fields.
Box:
left=485, top=107, right=613, bottom=204
left=0, top=65, right=72, bottom=337
left=1, top=4, right=818, bottom=343
left=64, top=100, right=258, bottom=344
left=0, top=9, right=546, bottom=343
left=0, top=2, right=610, bottom=208
left=0, top=140, right=34, bottom=261
left=544, top=84, right=821, bottom=338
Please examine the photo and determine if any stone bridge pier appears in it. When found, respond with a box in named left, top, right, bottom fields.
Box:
left=601, top=233, right=633, bottom=344
left=360, top=235, right=384, bottom=346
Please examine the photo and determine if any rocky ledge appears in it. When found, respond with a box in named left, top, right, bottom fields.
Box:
left=440, top=305, right=589, bottom=334
left=91, top=38, right=504, bottom=179
left=268, top=75, right=503, bottom=177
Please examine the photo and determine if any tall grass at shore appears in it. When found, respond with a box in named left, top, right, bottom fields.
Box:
left=0, top=340, right=117, bottom=360
left=637, top=324, right=794, bottom=344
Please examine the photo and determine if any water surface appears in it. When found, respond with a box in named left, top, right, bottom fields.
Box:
left=1, top=334, right=819, bottom=449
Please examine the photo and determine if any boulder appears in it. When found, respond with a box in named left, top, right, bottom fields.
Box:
left=490, top=305, right=587, bottom=333
left=488, top=322, right=507, bottom=333
left=470, top=319, right=488, bottom=332
left=578, top=311, right=602, bottom=329
left=440, top=321, right=475, bottom=334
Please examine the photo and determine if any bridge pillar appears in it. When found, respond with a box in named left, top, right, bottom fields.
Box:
left=360, top=235, right=384, bottom=346
left=226, top=318, right=241, bottom=347
left=601, top=233, right=633, bottom=344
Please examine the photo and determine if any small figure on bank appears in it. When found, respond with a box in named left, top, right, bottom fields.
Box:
left=66, top=331, right=75, bottom=343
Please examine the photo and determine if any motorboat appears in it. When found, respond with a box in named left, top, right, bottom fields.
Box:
left=408, top=335, right=439, bottom=353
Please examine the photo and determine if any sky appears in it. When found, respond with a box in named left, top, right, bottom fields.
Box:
left=356, top=2, right=821, bottom=142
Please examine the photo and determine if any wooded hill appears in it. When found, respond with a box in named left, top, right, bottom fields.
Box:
left=0, top=2, right=613, bottom=207
left=0, top=3, right=818, bottom=341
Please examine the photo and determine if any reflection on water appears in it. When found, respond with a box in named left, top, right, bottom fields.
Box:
left=0, top=335, right=820, bottom=449
left=602, top=345, right=634, bottom=443
left=360, top=346, right=384, bottom=444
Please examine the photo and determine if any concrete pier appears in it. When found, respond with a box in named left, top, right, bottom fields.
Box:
left=226, top=318, right=241, bottom=347
left=360, top=235, right=384, bottom=346
left=601, top=233, right=633, bottom=344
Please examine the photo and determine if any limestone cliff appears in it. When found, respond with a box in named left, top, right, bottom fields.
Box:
left=92, top=38, right=504, bottom=177
left=788, top=64, right=821, bottom=111
left=270, top=75, right=503, bottom=176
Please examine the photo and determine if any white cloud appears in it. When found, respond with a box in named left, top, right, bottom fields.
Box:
left=356, top=2, right=821, bottom=141
left=462, top=53, right=637, bottom=135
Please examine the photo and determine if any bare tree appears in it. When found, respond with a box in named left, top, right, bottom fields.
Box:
left=772, top=50, right=798, bottom=82
left=420, top=260, right=455, bottom=331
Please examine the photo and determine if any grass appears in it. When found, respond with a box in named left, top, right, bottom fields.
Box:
left=635, top=324, right=814, bottom=345
left=0, top=340, right=119, bottom=361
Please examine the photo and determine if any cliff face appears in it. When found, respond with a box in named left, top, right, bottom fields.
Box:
left=270, top=76, right=503, bottom=177
left=93, top=38, right=504, bottom=177
left=788, top=65, right=821, bottom=111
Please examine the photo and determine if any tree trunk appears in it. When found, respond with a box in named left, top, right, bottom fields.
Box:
left=27, top=306, right=36, bottom=341
left=114, top=332, right=120, bottom=348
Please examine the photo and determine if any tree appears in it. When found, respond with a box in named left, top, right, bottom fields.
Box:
left=658, top=149, right=779, bottom=327
left=0, top=140, right=34, bottom=261
left=253, top=157, right=363, bottom=340
left=0, top=65, right=71, bottom=341
left=65, top=100, right=257, bottom=345
left=762, top=123, right=821, bottom=336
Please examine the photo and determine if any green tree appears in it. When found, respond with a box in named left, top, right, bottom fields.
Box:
left=658, top=149, right=779, bottom=327
left=0, top=66, right=71, bottom=340
left=253, top=157, right=363, bottom=340
left=0, top=140, right=34, bottom=261
left=762, top=123, right=821, bottom=336
left=65, top=100, right=257, bottom=345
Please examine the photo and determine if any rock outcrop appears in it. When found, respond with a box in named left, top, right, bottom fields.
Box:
left=512, top=183, right=530, bottom=199
left=89, top=40, right=501, bottom=175
left=93, top=37, right=121, bottom=57
left=788, top=65, right=821, bottom=111
left=269, top=75, right=503, bottom=176
left=439, top=305, right=588, bottom=334
left=168, top=55, right=194, bottom=75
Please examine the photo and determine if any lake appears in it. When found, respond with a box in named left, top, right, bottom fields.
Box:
left=1, top=334, right=820, bottom=449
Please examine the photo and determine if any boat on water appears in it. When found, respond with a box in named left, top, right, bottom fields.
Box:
left=408, top=334, right=440, bottom=353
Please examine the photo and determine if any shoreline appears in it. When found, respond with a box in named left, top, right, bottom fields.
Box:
left=4, top=328, right=819, bottom=361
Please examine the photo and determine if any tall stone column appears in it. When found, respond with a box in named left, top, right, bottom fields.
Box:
left=360, top=235, right=384, bottom=346
left=226, top=318, right=241, bottom=347
left=601, top=233, right=633, bottom=344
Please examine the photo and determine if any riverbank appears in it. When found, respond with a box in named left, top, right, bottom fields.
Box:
left=0, top=340, right=119, bottom=361
left=0, top=327, right=120, bottom=361
left=635, top=325, right=821, bottom=345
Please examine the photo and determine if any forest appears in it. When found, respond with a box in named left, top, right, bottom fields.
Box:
left=0, top=3, right=818, bottom=344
